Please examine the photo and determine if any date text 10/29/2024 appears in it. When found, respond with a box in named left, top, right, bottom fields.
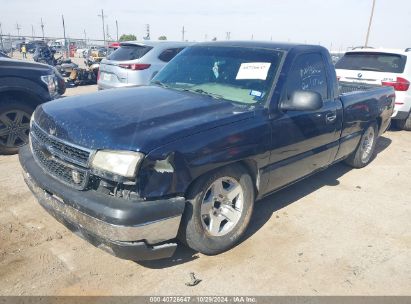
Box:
left=149, top=296, right=257, bottom=303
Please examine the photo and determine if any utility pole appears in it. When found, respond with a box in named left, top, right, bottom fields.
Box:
left=62, top=15, right=67, bottom=57
left=365, top=0, right=376, bottom=47
left=16, top=23, right=21, bottom=38
left=40, top=18, right=45, bottom=40
left=83, top=29, right=87, bottom=47
left=143, top=24, right=150, bottom=40
left=251, top=34, right=254, bottom=40
left=0, top=23, right=3, bottom=51
left=98, top=9, right=107, bottom=47
left=116, top=20, right=119, bottom=42
left=182, top=26, right=186, bottom=41
left=31, top=24, right=35, bottom=40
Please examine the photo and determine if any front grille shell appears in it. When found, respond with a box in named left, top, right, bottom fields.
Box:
left=30, top=123, right=92, bottom=190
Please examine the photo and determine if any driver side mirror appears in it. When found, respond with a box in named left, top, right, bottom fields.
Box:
left=280, top=90, right=323, bottom=112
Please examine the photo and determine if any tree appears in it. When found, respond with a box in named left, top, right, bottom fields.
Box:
left=211, top=37, right=217, bottom=41
left=119, top=34, right=137, bottom=42
left=158, top=35, right=167, bottom=40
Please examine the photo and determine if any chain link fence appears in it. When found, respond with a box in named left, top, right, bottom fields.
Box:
left=0, top=34, right=117, bottom=58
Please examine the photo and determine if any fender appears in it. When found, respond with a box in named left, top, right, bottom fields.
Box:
left=0, top=76, right=50, bottom=104
left=138, top=111, right=272, bottom=199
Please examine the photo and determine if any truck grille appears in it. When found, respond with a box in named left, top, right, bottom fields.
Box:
left=31, top=123, right=90, bottom=167
left=30, top=123, right=91, bottom=190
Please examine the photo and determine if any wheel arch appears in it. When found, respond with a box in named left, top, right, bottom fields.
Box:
left=184, top=158, right=260, bottom=200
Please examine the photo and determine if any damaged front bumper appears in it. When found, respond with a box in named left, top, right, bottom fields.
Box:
left=19, top=146, right=186, bottom=261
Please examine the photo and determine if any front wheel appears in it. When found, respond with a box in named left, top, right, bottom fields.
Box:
left=0, top=101, right=34, bottom=155
left=179, top=165, right=254, bottom=255
left=344, top=123, right=378, bottom=168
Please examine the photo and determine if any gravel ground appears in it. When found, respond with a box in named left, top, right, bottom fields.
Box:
left=0, top=85, right=410, bottom=296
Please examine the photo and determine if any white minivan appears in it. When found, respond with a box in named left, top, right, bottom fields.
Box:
left=336, top=48, right=411, bottom=130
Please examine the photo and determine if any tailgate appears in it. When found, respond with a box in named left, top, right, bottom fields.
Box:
left=99, top=60, right=128, bottom=84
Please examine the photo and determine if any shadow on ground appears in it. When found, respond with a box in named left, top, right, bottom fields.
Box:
left=137, top=136, right=392, bottom=269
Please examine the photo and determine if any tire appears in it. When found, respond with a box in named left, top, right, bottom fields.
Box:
left=179, top=164, right=255, bottom=255
left=0, top=100, right=34, bottom=155
left=394, top=112, right=411, bottom=131
left=344, top=123, right=378, bottom=168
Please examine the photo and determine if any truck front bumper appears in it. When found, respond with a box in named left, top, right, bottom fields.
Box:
left=19, top=146, right=186, bottom=261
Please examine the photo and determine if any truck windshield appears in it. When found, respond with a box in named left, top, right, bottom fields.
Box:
left=152, top=46, right=284, bottom=104
left=336, top=52, right=407, bottom=73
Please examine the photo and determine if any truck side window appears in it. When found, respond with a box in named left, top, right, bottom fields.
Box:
left=285, top=53, right=328, bottom=100
left=158, top=48, right=183, bottom=62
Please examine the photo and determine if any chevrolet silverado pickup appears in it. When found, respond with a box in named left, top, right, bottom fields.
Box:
left=19, top=42, right=395, bottom=261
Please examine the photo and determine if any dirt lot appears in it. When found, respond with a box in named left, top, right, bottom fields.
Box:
left=0, top=85, right=410, bottom=295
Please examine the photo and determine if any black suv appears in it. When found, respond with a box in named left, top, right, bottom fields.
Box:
left=0, top=58, right=65, bottom=154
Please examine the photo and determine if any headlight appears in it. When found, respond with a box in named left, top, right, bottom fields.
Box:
left=91, top=150, right=144, bottom=178
left=41, top=74, right=56, bottom=94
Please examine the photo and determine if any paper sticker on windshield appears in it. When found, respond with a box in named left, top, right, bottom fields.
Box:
left=236, top=62, right=271, bottom=80
left=249, top=90, right=263, bottom=97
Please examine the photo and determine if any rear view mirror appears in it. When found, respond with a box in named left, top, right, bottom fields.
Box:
left=280, top=90, right=323, bottom=111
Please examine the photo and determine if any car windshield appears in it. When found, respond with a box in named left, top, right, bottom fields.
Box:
left=152, top=46, right=284, bottom=105
left=335, top=52, right=407, bottom=73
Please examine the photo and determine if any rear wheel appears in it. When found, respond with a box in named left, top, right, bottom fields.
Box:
left=344, top=123, right=378, bottom=168
left=0, top=101, right=34, bottom=155
left=179, top=165, right=254, bottom=255
left=394, top=112, right=411, bottom=131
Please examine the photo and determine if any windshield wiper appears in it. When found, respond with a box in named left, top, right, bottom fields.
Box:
left=183, top=88, right=224, bottom=100
left=151, top=80, right=169, bottom=88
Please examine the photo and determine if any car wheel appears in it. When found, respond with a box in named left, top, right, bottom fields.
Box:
left=394, top=112, right=411, bottom=131
left=344, top=123, right=378, bottom=168
left=179, top=164, right=254, bottom=255
left=0, top=101, right=34, bottom=155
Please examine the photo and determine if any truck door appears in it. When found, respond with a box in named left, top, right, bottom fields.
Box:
left=265, top=52, right=342, bottom=193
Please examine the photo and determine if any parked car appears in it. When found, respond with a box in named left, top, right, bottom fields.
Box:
left=26, top=40, right=48, bottom=53
left=107, top=42, right=120, bottom=57
left=0, top=51, right=9, bottom=58
left=20, top=42, right=394, bottom=261
left=97, top=41, right=192, bottom=90
left=336, top=48, right=411, bottom=130
left=0, top=58, right=65, bottom=154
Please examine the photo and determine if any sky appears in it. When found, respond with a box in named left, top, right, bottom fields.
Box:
left=1, top=0, right=411, bottom=51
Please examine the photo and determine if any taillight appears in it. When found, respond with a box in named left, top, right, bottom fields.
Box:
left=119, top=63, right=151, bottom=70
left=382, top=77, right=410, bottom=91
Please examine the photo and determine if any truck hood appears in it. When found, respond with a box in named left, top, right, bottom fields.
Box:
left=34, top=86, right=254, bottom=152
left=0, top=57, right=52, bottom=72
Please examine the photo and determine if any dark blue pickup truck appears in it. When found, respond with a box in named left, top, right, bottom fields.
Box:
left=19, top=42, right=394, bottom=261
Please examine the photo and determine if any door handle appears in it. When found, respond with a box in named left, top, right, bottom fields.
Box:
left=325, top=112, right=337, bottom=123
